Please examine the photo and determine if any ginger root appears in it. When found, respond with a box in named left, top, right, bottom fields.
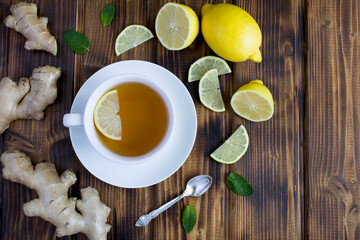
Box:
left=0, top=65, right=61, bottom=134
left=1, top=150, right=112, bottom=240
left=4, top=2, right=57, bottom=55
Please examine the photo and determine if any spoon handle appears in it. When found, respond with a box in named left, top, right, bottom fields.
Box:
left=135, top=192, right=187, bottom=227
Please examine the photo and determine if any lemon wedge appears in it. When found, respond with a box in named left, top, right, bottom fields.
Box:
left=199, top=69, right=225, bottom=112
left=94, top=90, right=122, bottom=140
left=155, top=3, right=199, bottom=50
left=230, top=80, right=274, bottom=122
left=188, top=56, right=231, bottom=82
left=211, top=125, right=249, bottom=164
left=115, top=25, right=154, bottom=56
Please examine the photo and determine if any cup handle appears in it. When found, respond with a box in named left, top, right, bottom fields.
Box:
left=63, top=113, right=83, bottom=127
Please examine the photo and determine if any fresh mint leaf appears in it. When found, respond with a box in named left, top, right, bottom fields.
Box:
left=182, top=205, right=197, bottom=233
left=226, top=172, right=253, bottom=196
left=101, top=3, right=115, bottom=27
left=64, top=30, right=90, bottom=54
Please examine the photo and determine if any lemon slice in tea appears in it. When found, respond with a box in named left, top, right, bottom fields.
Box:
left=199, top=69, right=225, bottom=112
left=188, top=56, right=231, bottom=82
left=230, top=80, right=274, bottom=122
left=210, top=125, right=249, bottom=164
left=115, top=25, right=154, bottom=56
left=94, top=90, right=122, bottom=140
left=155, top=3, right=199, bottom=50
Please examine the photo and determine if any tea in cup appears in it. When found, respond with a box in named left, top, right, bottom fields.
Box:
left=63, top=73, right=174, bottom=164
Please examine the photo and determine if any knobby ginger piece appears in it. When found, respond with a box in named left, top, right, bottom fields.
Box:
left=0, top=65, right=61, bottom=134
left=1, top=150, right=112, bottom=240
left=4, top=2, right=58, bottom=55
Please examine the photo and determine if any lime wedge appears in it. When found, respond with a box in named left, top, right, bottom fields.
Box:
left=188, top=56, right=231, bottom=82
left=199, top=69, right=225, bottom=112
left=115, top=25, right=154, bottom=56
left=211, top=125, right=249, bottom=164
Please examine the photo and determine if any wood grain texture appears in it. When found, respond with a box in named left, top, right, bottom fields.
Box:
left=1, top=0, right=357, bottom=239
left=306, top=0, right=360, bottom=239
left=228, top=0, right=304, bottom=239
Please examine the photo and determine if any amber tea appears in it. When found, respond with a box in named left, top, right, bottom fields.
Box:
left=94, top=82, right=169, bottom=157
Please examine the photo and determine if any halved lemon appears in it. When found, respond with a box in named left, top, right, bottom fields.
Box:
left=188, top=56, right=231, bottom=82
left=199, top=69, right=225, bottom=112
left=155, top=3, right=199, bottom=50
left=115, top=25, right=154, bottom=56
left=94, top=90, right=122, bottom=140
left=210, top=125, right=249, bottom=164
left=230, top=80, right=274, bottom=122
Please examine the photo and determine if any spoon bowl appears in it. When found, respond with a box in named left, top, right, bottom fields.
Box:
left=185, top=175, right=213, bottom=197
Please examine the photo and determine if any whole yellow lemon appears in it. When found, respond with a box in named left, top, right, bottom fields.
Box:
left=201, top=3, right=262, bottom=62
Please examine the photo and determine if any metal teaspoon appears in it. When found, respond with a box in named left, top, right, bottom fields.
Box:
left=135, top=175, right=213, bottom=227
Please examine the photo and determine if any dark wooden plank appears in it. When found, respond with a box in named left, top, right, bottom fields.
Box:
left=0, top=0, right=76, bottom=239
left=306, top=0, right=360, bottom=239
left=0, top=0, right=11, bottom=238
left=227, top=0, right=303, bottom=239
left=295, top=0, right=305, bottom=239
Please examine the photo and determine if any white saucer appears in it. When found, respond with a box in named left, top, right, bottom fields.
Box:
left=68, top=61, right=197, bottom=188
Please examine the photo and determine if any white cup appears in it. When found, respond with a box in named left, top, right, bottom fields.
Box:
left=63, top=73, right=175, bottom=164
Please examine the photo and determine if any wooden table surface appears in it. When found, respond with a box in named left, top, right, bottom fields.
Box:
left=0, top=0, right=359, bottom=239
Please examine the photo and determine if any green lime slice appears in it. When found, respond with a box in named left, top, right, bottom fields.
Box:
left=188, top=56, right=231, bottom=82
left=210, top=125, right=249, bottom=164
left=199, top=69, right=225, bottom=112
left=115, top=25, right=154, bottom=56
